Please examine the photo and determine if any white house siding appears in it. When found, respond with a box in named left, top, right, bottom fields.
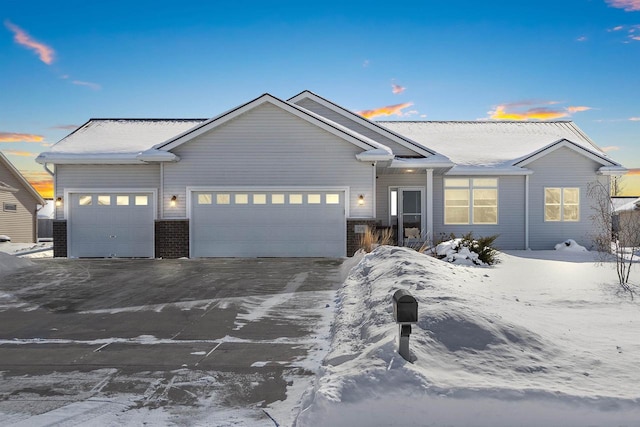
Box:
left=376, top=172, right=428, bottom=226
left=0, top=165, right=38, bottom=243
left=526, top=147, right=606, bottom=250
left=163, top=103, right=373, bottom=218
left=294, top=98, right=422, bottom=157
left=54, top=164, right=160, bottom=219
left=433, top=175, right=526, bottom=250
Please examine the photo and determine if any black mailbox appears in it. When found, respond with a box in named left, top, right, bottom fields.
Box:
left=392, top=290, right=418, bottom=324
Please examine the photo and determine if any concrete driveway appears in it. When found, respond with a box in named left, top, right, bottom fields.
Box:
left=0, top=258, right=346, bottom=426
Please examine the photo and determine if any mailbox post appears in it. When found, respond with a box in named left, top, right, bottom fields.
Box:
left=392, top=290, right=418, bottom=362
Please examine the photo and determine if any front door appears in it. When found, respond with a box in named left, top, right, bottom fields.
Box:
left=398, top=188, right=425, bottom=246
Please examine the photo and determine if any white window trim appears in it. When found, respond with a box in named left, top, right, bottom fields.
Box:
left=444, top=178, right=499, bottom=225
left=544, top=187, right=580, bottom=222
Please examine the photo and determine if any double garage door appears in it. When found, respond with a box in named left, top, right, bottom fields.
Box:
left=68, top=192, right=154, bottom=258
left=191, top=190, right=346, bottom=257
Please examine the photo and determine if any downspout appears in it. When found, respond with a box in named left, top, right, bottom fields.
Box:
left=160, top=162, right=164, bottom=220
left=426, top=169, right=434, bottom=246
left=372, top=162, right=377, bottom=219
left=525, top=174, right=530, bottom=250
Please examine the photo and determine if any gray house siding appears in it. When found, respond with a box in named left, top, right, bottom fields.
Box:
left=433, top=175, right=526, bottom=250
left=527, top=147, right=606, bottom=250
left=54, top=164, right=160, bottom=219
left=294, top=98, right=421, bottom=157
left=0, top=167, right=38, bottom=243
left=163, top=102, right=373, bottom=218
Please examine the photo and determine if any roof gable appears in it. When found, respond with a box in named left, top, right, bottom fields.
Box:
left=0, top=151, right=45, bottom=204
left=156, top=93, right=391, bottom=154
left=513, top=138, right=622, bottom=168
left=288, top=90, right=435, bottom=157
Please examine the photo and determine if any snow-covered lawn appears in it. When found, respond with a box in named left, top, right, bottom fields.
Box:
left=0, top=241, right=52, bottom=258
left=296, top=246, right=640, bottom=427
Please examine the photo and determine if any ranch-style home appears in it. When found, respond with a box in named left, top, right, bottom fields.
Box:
left=1, top=151, right=45, bottom=243
left=36, top=90, right=626, bottom=258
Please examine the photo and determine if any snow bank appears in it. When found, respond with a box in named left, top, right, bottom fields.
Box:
left=0, top=251, right=34, bottom=274
left=296, top=246, right=640, bottom=426
left=554, top=239, right=588, bottom=252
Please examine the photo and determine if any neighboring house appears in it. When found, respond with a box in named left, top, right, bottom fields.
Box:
left=612, top=196, right=640, bottom=246
left=37, top=199, right=55, bottom=240
left=0, top=151, right=45, bottom=242
left=36, top=91, right=626, bottom=258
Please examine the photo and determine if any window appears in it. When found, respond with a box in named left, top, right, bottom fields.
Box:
left=216, top=194, right=230, bottom=205
left=198, top=194, right=212, bottom=205
left=289, top=194, right=303, bottom=204
left=545, top=188, right=579, bottom=222
left=235, top=194, right=248, bottom=204
left=308, top=194, right=321, bottom=204
left=272, top=194, right=285, bottom=204
left=3, top=202, right=17, bottom=212
left=390, top=189, right=398, bottom=216
left=79, top=195, right=92, bottom=206
left=326, top=194, right=340, bottom=204
left=135, top=195, right=148, bottom=206
left=98, top=195, right=111, bottom=205
left=253, top=194, right=266, bottom=204
left=116, top=196, right=129, bottom=206
left=444, top=178, right=498, bottom=225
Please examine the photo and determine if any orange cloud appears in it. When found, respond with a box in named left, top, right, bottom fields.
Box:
left=566, top=106, right=592, bottom=113
left=489, top=105, right=570, bottom=121
left=72, top=80, right=101, bottom=90
left=625, top=168, right=640, bottom=175
left=0, top=132, right=44, bottom=142
left=607, top=0, right=640, bottom=11
left=488, top=102, right=594, bottom=121
left=357, top=102, right=414, bottom=119
left=4, top=20, right=54, bottom=64
left=392, top=84, right=406, bottom=94
left=4, top=150, right=36, bottom=157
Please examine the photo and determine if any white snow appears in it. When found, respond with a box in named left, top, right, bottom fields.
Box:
left=0, top=251, right=35, bottom=274
left=554, top=239, right=588, bottom=252
left=295, top=246, right=640, bottom=426
left=0, top=241, right=53, bottom=258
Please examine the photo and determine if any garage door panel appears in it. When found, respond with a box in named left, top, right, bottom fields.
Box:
left=192, top=190, right=346, bottom=257
left=69, top=192, right=154, bottom=258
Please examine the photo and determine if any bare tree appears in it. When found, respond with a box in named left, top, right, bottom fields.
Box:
left=588, top=180, right=639, bottom=296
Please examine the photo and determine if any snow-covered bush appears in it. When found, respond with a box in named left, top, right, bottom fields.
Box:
left=554, top=239, right=588, bottom=252
left=435, top=233, right=499, bottom=266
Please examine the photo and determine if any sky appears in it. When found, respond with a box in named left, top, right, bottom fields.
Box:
left=2, top=0, right=640, bottom=199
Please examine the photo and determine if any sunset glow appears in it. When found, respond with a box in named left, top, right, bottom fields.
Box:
left=489, top=105, right=570, bottom=121
left=4, top=20, right=54, bottom=64
left=22, top=170, right=53, bottom=199
left=0, top=132, right=44, bottom=143
left=357, top=102, right=414, bottom=119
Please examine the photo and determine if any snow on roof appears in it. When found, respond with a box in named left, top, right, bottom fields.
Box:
left=378, top=121, right=609, bottom=167
left=612, top=197, right=640, bottom=213
left=48, top=119, right=207, bottom=154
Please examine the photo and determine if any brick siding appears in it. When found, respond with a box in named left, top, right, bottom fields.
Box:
left=155, top=219, right=189, bottom=259
left=52, top=220, right=67, bottom=257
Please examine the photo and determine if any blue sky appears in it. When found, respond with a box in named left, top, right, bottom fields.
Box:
left=2, top=0, right=640, bottom=197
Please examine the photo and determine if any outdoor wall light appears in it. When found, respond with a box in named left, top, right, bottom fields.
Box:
left=358, top=194, right=365, bottom=206
left=170, top=195, right=177, bottom=207
left=55, top=197, right=63, bottom=207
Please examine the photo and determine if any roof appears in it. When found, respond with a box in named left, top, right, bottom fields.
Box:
left=378, top=121, right=613, bottom=168
left=612, top=196, right=640, bottom=213
left=48, top=119, right=207, bottom=154
left=0, top=151, right=45, bottom=204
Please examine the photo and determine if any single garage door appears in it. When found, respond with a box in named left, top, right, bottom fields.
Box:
left=191, top=190, right=346, bottom=257
left=68, top=192, right=154, bottom=258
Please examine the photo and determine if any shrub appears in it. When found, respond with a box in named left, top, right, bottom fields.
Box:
left=358, top=227, right=394, bottom=253
left=435, top=232, right=500, bottom=265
